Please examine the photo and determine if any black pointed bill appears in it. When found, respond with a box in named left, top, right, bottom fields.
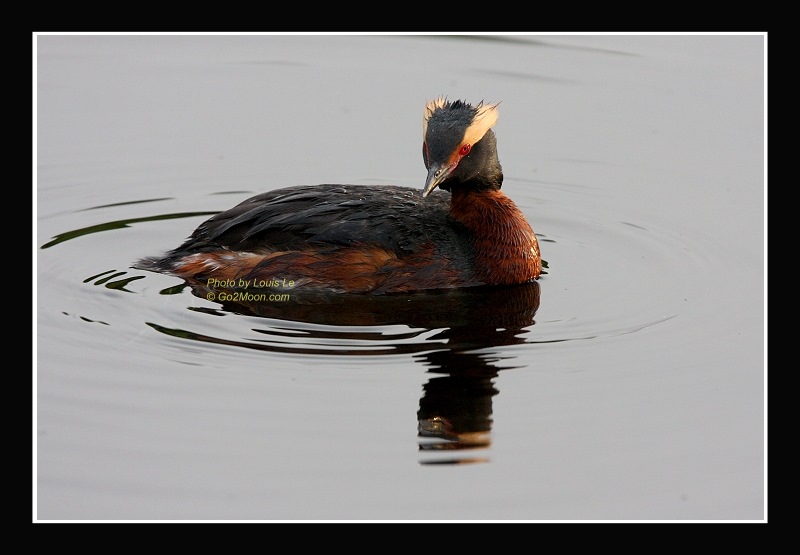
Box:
left=422, top=162, right=455, bottom=198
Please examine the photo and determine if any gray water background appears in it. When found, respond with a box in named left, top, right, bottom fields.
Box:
left=35, top=33, right=766, bottom=521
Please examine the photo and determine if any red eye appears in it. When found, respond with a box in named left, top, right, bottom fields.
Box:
left=459, top=143, right=471, bottom=156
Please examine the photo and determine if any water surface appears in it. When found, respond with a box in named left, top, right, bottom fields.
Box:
left=35, top=33, right=765, bottom=521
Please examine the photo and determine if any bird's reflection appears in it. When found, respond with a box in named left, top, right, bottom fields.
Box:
left=417, top=353, right=499, bottom=461
left=408, top=287, right=538, bottom=465
left=149, top=276, right=541, bottom=465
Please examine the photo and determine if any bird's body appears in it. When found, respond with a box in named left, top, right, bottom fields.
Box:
left=136, top=98, right=541, bottom=294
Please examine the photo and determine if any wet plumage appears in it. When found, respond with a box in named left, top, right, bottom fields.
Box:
left=136, top=97, right=542, bottom=294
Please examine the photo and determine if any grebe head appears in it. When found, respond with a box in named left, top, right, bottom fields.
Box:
left=422, top=97, right=501, bottom=197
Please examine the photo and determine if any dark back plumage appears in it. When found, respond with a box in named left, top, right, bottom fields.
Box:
left=168, top=185, right=462, bottom=256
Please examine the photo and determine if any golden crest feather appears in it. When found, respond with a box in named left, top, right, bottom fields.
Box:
left=422, top=97, right=500, bottom=146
